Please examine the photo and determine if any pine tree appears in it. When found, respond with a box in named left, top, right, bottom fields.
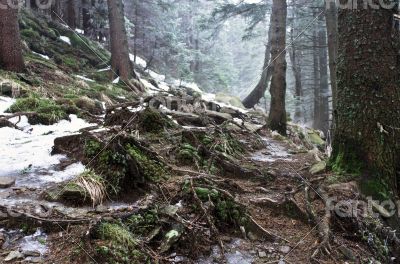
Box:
left=333, top=2, right=400, bottom=199
left=107, top=0, right=133, bottom=81
left=268, top=0, right=287, bottom=135
left=0, top=0, right=24, bottom=72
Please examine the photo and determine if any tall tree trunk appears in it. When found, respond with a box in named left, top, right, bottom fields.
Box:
left=325, top=0, right=338, bottom=110
left=0, top=0, right=24, bottom=72
left=289, top=23, right=303, bottom=123
left=107, top=0, right=133, bottom=81
left=82, top=0, right=91, bottom=34
left=66, top=0, right=77, bottom=28
left=242, top=22, right=273, bottom=109
left=268, top=0, right=287, bottom=135
left=317, top=19, right=329, bottom=135
left=312, top=14, right=320, bottom=130
left=333, top=1, right=400, bottom=200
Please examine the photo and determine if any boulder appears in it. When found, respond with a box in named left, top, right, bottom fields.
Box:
left=309, top=161, right=326, bottom=175
left=0, top=177, right=16, bottom=188
left=4, top=251, right=24, bottom=262
left=74, top=96, right=103, bottom=115
left=215, top=93, right=245, bottom=109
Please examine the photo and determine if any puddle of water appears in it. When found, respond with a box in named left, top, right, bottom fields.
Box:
left=196, top=239, right=254, bottom=264
left=19, top=228, right=48, bottom=256
left=251, top=137, right=292, bottom=162
left=1, top=228, right=48, bottom=256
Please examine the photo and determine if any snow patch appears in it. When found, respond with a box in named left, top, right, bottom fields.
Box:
left=75, top=28, right=84, bottom=34
left=75, top=75, right=95, bottom=82
left=0, top=102, right=95, bottom=185
left=32, top=51, right=50, bottom=60
left=112, top=77, right=120, bottom=84
left=60, top=36, right=71, bottom=45
left=97, top=66, right=111, bottom=72
left=0, top=96, right=15, bottom=113
left=19, top=229, right=48, bottom=256
left=129, top=53, right=147, bottom=68
left=148, top=70, right=166, bottom=82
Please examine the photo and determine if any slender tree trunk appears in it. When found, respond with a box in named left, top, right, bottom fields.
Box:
left=289, top=24, right=303, bottom=123
left=82, top=0, right=91, bottom=34
left=66, top=0, right=76, bottom=28
left=0, top=0, right=25, bottom=72
left=107, top=0, right=133, bottom=81
left=325, top=0, right=338, bottom=110
left=317, top=19, right=329, bottom=135
left=242, top=19, right=273, bottom=109
left=312, top=13, right=320, bottom=130
left=333, top=1, right=400, bottom=199
left=268, top=0, right=287, bottom=135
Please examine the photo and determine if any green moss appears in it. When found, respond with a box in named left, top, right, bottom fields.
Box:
left=96, top=222, right=144, bottom=264
left=21, top=28, right=40, bottom=39
left=8, top=97, right=68, bottom=125
left=138, top=108, right=174, bottom=133
left=360, top=178, right=390, bottom=201
left=201, top=130, right=244, bottom=157
left=330, top=146, right=362, bottom=176
left=177, top=143, right=201, bottom=164
left=126, top=209, right=158, bottom=235
left=193, top=185, right=247, bottom=226
left=62, top=56, right=79, bottom=69
left=126, top=144, right=168, bottom=182
left=98, top=222, right=137, bottom=248
left=84, top=140, right=102, bottom=158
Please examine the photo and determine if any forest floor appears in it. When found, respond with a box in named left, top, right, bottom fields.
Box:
left=0, top=10, right=397, bottom=264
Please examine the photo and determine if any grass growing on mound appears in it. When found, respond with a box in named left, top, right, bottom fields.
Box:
left=8, top=96, right=68, bottom=125
left=73, top=170, right=108, bottom=207
left=96, top=222, right=144, bottom=263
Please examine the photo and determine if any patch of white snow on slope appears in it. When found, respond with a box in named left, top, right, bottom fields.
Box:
left=129, top=53, right=147, bottom=68
left=0, top=98, right=95, bottom=186
left=32, top=51, right=50, bottom=60
left=60, top=36, right=71, bottom=45
left=75, top=75, right=95, bottom=82
left=112, top=77, right=120, bottom=84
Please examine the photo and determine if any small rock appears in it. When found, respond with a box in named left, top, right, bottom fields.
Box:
left=247, top=231, right=258, bottom=241
left=95, top=205, right=108, bottom=213
left=258, top=251, right=267, bottom=258
left=309, top=161, right=326, bottom=175
left=338, top=245, right=356, bottom=261
left=4, top=251, right=24, bottom=262
left=279, top=245, right=291, bottom=254
left=0, top=177, right=16, bottom=188
left=278, top=260, right=286, bottom=264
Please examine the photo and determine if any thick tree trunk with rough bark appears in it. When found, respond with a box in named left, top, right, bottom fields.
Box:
left=107, top=0, right=133, bottom=81
left=0, top=0, right=24, bottom=72
left=268, top=0, right=287, bottom=135
left=333, top=2, right=400, bottom=199
left=325, top=0, right=338, bottom=110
